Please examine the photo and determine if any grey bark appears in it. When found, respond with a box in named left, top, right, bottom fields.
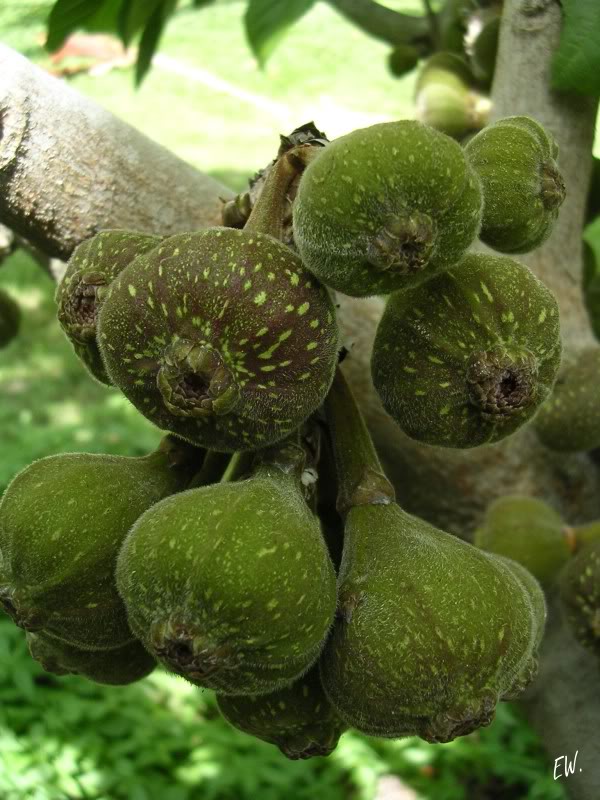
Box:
left=0, top=45, right=231, bottom=262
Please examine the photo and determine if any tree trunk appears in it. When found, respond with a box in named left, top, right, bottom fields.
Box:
left=0, top=45, right=230, bottom=262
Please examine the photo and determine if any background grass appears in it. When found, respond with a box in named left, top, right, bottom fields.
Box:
left=0, top=0, right=591, bottom=796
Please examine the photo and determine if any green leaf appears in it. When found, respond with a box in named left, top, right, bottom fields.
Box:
left=135, top=0, right=177, bottom=86
left=552, top=0, right=600, bottom=95
left=244, top=0, right=316, bottom=66
left=46, top=0, right=106, bottom=51
left=46, top=0, right=123, bottom=51
left=118, top=0, right=163, bottom=47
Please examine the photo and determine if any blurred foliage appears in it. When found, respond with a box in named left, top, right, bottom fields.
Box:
left=0, top=612, right=566, bottom=800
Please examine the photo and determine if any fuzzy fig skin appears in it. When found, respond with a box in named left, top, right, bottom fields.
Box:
left=0, top=440, right=200, bottom=651
left=319, top=503, right=545, bottom=742
left=116, top=463, right=337, bottom=695
left=559, top=540, right=600, bottom=659
left=98, top=229, right=338, bottom=452
left=217, top=665, right=346, bottom=759
left=475, top=496, right=570, bottom=587
left=293, top=120, right=483, bottom=297
left=56, top=230, right=161, bottom=384
left=534, top=348, right=600, bottom=453
left=0, top=287, right=21, bottom=348
left=26, top=631, right=155, bottom=686
left=371, top=252, right=561, bottom=448
left=465, top=115, right=565, bottom=253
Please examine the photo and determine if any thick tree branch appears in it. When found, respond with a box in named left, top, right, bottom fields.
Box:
left=325, top=0, right=430, bottom=47
left=0, top=46, right=232, bottom=261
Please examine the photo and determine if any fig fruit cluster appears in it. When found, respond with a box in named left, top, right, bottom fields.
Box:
left=1, top=115, right=568, bottom=759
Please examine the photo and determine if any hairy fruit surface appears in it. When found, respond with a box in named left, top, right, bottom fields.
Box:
left=371, top=252, right=561, bottom=448
left=293, top=120, right=483, bottom=297
left=98, top=229, right=339, bottom=451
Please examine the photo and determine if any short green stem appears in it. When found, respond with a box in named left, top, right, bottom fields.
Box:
left=244, top=145, right=320, bottom=240
left=567, top=521, right=600, bottom=552
left=324, top=367, right=395, bottom=516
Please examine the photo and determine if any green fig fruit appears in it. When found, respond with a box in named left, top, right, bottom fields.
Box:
left=415, top=53, right=489, bottom=140
left=98, top=147, right=339, bottom=453
left=0, top=437, right=201, bottom=651
left=465, top=115, right=566, bottom=253
left=474, top=495, right=570, bottom=586
left=0, top=287, right=21, bottom=348
left=217, top=665, right=346, bottom=759
left=56, top=230, right=162, bottom=384
left=371, top=252, right=561, bottom=448
left=319, top=369, right=546, bottom=742
left=293, top=120, right=483, bottom=297
left=559, top=539, right=600, bottom=658
left=116, top=442, right=337, bottom=695
left=387, top=44, right=420, bottom=78
left=534, top=348, right=600, bottom=452
left=27, top=631, right=155, bottom=685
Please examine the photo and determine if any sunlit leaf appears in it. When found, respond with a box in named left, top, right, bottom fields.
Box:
left=552, top=0, right=600, bottom=95
left=244, top=0, right=316, bottom=66
left=135, top=0, right=178, bottom=86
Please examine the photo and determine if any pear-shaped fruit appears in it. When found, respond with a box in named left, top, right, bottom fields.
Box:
left=27, top=631, right=155, bottom=685
left=0, top=287, right=21, bottom=348
left=116, top=443, right=337, bottom=695
left=320, top=502, right=545, bottom=742
left=465, top=116, right=565, bottom=253
left=0, top=437, right=201, bottom=651
left=475, top=496, right=570, bottom=587
left=320, top=368, right=546, bottom=743
left=371, top=252, right=561, bottom=448
left=415, top=53, right=489, bottom=140
left=293, top=120, right=483, bottom=297
left=217, top=665, right=346, bottom=759
left=56, top=230, right=161, bottom=384
left=559, top=540, right=600, bottom=658
left=534, top=348, right=600, bottom=453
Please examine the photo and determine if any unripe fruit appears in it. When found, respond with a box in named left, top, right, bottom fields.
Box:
left=465, top=115, right=566, bottom=253
left=217, top=665, right=346, bottom=759
left=293, top=120, right=483, bottom=297
left=559, top=540, right=600, bottom=658
left=56, top=230, right=161, bottom=384
left=474, top=495, right=570, bottom=586
left=387, top=44, right=420, bottom=78
left=371, top=252, right=561, bottom=448
left=26, top=632, right=155, bottom=685
left=319, top=503, right=545, bottom=742
left=98, top=229, right=338, bottom=452
left=534, top=348, right=600, bottom=453
left=0, top=438, right=200, bottom=651
left=116, top=445, right=337, bottom=694
left=0, top=287, right=21, bottom=348
left=415, top=54, right=489, bottom=140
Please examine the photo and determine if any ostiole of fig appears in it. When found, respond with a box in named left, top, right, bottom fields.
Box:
left=466, top=347, right=538, bottom=419
left=56, top=230, right=162, bottom=383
